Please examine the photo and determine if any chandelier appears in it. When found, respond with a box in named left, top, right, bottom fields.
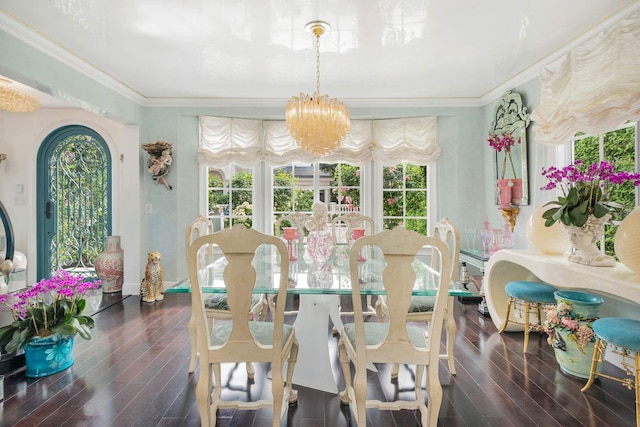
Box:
left=0, top=78, right=40, bottom=113
left=285, top=21, right=350, bottom=157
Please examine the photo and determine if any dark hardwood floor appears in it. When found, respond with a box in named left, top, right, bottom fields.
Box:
left=1, top=292, right=636, bottom=426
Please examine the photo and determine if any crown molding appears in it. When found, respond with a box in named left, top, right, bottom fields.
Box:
left=0, top=10, right=146, bottom=105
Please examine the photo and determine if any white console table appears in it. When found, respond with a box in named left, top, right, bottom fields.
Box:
left=485, top=249, right=639, bottom=331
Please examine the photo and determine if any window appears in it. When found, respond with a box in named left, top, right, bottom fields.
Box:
left=199, top=116, right=439, bottom=235
left=207, top=165, right=253, bottom=230
left=382, top=163, right=428, bottom=234
left=571, top=121, right=638, bottom=255
left=272, top=162, right=363, bottom=231
left=206, top=161, right=432, bottom=236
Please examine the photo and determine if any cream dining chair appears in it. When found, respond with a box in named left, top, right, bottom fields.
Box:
left=337, top=226, right=452, bottom=426
left=185, top=216, right=267, bottom=376
left=375, top=217, right=460, bottom=376
left=271, top=211, right=311, bottom=317
left=331, top=212, right=378, bottom=320
left=186, top=224, right=299, bottom=427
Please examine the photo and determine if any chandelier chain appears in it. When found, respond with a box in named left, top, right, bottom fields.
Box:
left=315, top=33, right=321, bottom=95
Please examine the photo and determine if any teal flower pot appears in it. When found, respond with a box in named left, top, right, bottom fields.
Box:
left=551, top=291, right=603, bottom=379
left=24, top=334, right=75, bottom=378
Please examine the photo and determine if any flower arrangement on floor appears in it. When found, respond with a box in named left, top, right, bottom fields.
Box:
left=541, top=160, right=640, bottom=228
left=0, top=270, right=101, bottom=352
left=488, top=132, right=520, bottom=179
left=544, top=301, right=595, bottom=353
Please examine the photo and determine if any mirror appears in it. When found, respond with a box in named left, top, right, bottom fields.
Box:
left=490, top=90, right=530, bottom=206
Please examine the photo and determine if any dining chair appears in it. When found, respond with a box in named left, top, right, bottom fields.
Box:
left=337, top=226, right=452, bottom=426
left=272, top=212, right=311, bottom=317
left=331, top=212, right=378, bottom=321
left=185, top=216, right=267, bottom=376
left=186, top=224, right=299, bottom=427
left=375, top=217, right=461, bottom=376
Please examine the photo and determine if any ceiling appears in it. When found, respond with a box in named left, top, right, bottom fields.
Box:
left=1, top=0, right=639, bottom=110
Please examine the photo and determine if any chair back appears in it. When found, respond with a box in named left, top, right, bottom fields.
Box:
left=433, top=217, right=460, bottom=281
left=186, top=216, right=215, bottom=265
left=275, top=212, right=309, bottom=246
left=349, top=227, right=452, bottom=366
left=186, top=224, right=290, bottom=364
left=331, top=212, right=375, bottom=246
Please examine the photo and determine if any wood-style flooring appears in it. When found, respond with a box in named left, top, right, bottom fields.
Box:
left=0, top=293, right=636, bottom=426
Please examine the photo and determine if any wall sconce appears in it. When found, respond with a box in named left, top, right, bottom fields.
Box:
left=141, top=141, right=173, bottom=190
left=500, top=206, right=519, bottom=232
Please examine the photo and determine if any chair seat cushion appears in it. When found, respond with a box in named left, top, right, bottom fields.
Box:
left=204, top=294, right=261, bottom=311
left=211, top=321, right=294, bottom=346
left=343, top=322, right=427, bottom=348
left=592, top=318, right=640, bottom=352
left=408, top=296, right=436, bottom=313
left=505, top=281, right=557, bottom=304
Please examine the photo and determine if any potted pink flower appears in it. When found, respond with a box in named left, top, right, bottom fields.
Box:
left=488, top=132, right=522, bottom=206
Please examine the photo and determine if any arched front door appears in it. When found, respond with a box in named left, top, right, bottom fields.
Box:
left=36, top=125, right=112, bottom=280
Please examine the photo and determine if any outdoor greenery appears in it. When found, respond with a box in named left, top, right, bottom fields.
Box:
left=52, top=135, right=109, bottom=278
left=208, top=162, right=429, bottom=234
left=382, top=164, right=428, bottom=233
left=573, top=124, right=637, bottom=256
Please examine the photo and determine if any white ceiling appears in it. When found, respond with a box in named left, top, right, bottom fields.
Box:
left=1, top=0, right=639, bottom=110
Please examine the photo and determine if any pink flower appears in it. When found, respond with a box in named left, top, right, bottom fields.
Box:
left=355, top=170, right=360, bottom=177
left=545, top=309, right=559, bottom=324
left=387, top=198, right=395, bottom=205
left=488, top=132, right=519, bottom=153
left=561, top=318, right=579, bottom=331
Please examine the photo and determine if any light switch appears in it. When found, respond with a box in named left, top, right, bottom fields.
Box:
left=15, top=184, right=24, bottom=194
left=145, top=203, right=153, bottom=214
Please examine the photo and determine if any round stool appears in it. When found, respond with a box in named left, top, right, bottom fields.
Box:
left=582, top=318, right=640, bottom=426
left=498, top=281, right=558, bottom=352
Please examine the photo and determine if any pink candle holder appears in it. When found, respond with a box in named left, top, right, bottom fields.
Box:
left=351, top=228, right=366, bottom=262
left=282, top=227, right=298, bottom=261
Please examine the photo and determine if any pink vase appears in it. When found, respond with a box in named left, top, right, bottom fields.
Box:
left=95, top=236, right=124, bottom=293
left=282, top=227, right=298, bottom=261
left=510, top=178, right=523, bottom=205
left=351, top=228, right=366, bottom=262
left=497, top=179, right=512, bottom=208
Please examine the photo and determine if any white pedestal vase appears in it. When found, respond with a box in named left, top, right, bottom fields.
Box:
left=564, top=215, right=615, bottom=267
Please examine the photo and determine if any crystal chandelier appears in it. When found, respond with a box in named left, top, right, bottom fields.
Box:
left=0, top=78, right=40, bottom=113
left=285, top=21, right=350, bottom=157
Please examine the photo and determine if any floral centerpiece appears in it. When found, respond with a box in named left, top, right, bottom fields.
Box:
left=540, top=160, right=640, bottom=266
left=0, top=270, right=101, bottom=353
left=540, top=160, right=640, bottom=228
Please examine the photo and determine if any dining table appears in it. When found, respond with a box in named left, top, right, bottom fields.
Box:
left=167, top=242, right=472, bottom=393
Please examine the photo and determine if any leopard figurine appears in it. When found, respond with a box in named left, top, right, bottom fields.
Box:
left=140, top=251, right=164, bottom=303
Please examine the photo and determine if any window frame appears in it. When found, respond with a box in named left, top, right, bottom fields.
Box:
left=201, top=160, right=436, bottom=236
left=565, top=121, right=639, bottom=255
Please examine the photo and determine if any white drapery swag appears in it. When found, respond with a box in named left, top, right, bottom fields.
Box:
left=531, top=9, right=640, bottom=145
left=198, top=116, right=439, bottom=167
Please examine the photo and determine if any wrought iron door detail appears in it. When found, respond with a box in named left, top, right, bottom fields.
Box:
left=37, top=126, right=111, bottom=279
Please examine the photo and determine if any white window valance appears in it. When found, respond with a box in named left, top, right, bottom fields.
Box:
left=198, top=115, right=439, bottom=167
left=531, top=9, right=640, bottom=145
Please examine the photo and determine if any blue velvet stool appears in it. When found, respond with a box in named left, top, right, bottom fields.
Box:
left=498, top=280, right=558, bottom=352
left=582, top=318, right=640, bottom=426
